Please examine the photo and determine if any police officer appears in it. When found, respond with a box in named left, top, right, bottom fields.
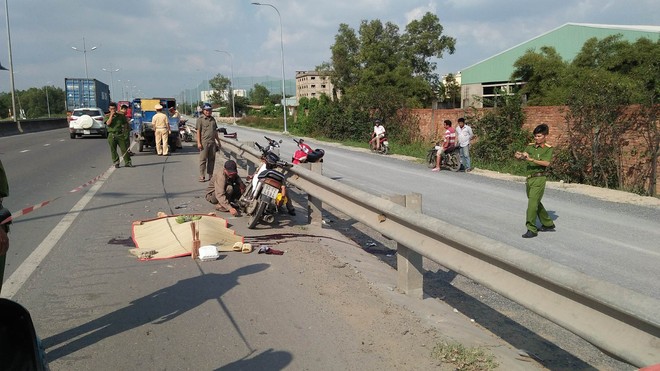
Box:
left=196, top=103, right=220, bottom=182
left=515, top=123, right=555, bottom=238
left=105, top=102, right=133, bottom=168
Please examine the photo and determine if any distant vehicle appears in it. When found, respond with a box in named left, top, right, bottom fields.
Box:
left=68, top=107, right=107, bottom=139
left=65, top=78, right=110, bottom=112
left=132, top=98, right=181, bottom=153
left=117, top=100, right=132, bottom=119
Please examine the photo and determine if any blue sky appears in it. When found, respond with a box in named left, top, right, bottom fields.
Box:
left=1, top=0, right=658, bottom=99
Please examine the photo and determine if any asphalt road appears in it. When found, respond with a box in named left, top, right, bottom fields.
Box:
left=230, top=126, right=660, bottom=303
left=0, top=125, right=655, bottom=370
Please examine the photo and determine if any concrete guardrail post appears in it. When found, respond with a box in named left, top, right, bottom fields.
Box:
left=299, top=162, right=324, bottom=225
left=387, top=193, right=424, bottom=299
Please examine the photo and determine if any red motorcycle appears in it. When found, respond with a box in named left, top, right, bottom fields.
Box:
left=292, top=138, right=325, bottom=165
left=370, top=133, right=389, bottom=155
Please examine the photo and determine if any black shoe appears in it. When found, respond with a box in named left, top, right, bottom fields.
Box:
left=114, top=164, right=120, bottom=168
left=539, top=224, right=556, bottom=232
left=125, top=163, right=133, bottom=168
left=522, top=230, right=538, bottom=238
left=287, top=209, right=296, bottom=216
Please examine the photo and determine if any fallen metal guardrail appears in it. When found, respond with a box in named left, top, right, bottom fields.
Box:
left=220, top=137, right=660, bottom=368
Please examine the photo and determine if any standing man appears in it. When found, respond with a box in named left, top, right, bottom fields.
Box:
left=119, top=104, right=134, bottom=158
left=456, top=117, right=474, bottom=172
left=369, top=119, right=386, bottom=151
left=196, top=103, right=219, bottom=182
left=0, top=159, right=10, bottom=293
left=105, top=102, right=133, bottom=168
left=515, top=123, right=555, bottom=238
left=205, top=160, right=245, bottom=216
left=431, top=119, right=457, bottom=172
left=168, top=106, right=182, bottom=149
left=152, top=103, right=171, bottom=156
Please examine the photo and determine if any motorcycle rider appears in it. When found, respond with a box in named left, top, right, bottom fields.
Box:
left=431, top=119, right=457, bottom=172
left=369, top=119, right=386, bottom=152
left=205, top=160, right=246, bottom=216
left=250, top=153, right=296, bottom=216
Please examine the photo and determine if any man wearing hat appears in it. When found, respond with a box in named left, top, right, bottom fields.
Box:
left=196, top=103, right=219, bottom=182
left=152, top=103, right=171, bottom=156
left=205, top=160, right=245, bottom=216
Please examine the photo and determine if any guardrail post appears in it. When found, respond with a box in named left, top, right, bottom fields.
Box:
left=387, top=193, right=424, bottom=299
left=302, top=162, right=323, bottom=225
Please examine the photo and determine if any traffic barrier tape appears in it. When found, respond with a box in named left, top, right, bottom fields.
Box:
left=1, top=168, right=111, bottom=226
left=1, top=138, right=135, bottom=226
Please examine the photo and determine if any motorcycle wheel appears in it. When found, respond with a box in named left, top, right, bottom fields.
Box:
left=380, top=145, right=389, bottom=155
left=448, top=154, right=461, bottom=172
left=426, top=150, right=437, bottom=168
left=247, top=200, right=268, bottom=229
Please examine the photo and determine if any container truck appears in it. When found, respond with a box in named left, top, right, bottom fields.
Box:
left=64, top=78, right=111, bottom=113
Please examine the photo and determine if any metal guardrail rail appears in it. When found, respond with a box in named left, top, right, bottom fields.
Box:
left=220, top=138, right=660, bottom=367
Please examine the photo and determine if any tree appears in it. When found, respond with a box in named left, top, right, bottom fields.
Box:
left=442, top=73, right=461, bottom=108
left=511, top=46, right=568, bottom=105
left=208, top=74, right=231, bottom=106
left=248, top=84, right=270, bottom=105
left=325, top=12, right=456, bottom=143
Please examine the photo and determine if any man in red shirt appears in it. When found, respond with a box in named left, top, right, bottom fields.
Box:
left=432, top=119, right=457, bottom=171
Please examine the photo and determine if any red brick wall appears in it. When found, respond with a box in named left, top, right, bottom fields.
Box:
left=411, top=106, right=659, bottom=195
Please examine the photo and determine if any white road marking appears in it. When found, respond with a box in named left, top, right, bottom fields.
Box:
left=0, top=166, right=116, bottom=299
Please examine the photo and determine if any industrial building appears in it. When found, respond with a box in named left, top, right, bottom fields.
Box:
left=459, top=23, right=660, bottom=108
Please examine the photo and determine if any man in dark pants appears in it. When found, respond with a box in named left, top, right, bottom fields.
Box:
left=515, top=123, right=555, bottom=238
left=205, top=160, right=245, bottom=216
left=196, top=103, right=219, bottom=182
left=0, top=159, right=10, bottom=293
left=105, top=102, right=133, bottom=168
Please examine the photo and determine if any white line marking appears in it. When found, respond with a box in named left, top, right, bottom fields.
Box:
left=1, top=166, right=116, bottom=299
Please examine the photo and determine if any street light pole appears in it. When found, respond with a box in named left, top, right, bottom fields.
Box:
left=215, top=49, right=237, bottom=125
left=4, top=0, right=19, bottom=129
left=252, top=2, right=288, bottom=133
left=71, top=37, right=98, bottom=79
left=44, top=81, right=52, bottom=118
left=102, top=68, right=120, bottom=100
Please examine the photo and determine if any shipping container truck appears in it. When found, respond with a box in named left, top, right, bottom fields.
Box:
left=64, top=78, right=111, bottom=113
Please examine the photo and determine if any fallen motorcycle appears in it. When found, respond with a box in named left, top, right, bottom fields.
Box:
left=238, top=142, right=291, bottom=229
left=426, top=143, right=461, bottom=172
left=292, top=138, right=325, bottom=165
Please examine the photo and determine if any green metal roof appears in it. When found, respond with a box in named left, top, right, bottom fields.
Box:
left=461, top=23, right=660, bottom=85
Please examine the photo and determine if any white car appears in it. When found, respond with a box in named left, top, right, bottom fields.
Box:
left=69, top=108, right=107, bottom=139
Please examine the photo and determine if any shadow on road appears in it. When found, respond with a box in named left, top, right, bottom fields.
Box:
left=215, top=348, right=292, bottom=371
left=42, top=263, right=269, bottom=362
left=321, top=208, right=594, bottom=370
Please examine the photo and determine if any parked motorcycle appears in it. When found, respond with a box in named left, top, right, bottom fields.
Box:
left=262, top=136, right=282, bottom=156
left=238, top=142, right=291, bottom=229
left=371, top=133, right=389, bottom=155
left=179, top=119, right=194, bottom=142
left=292, top=138, right=325, bottom=165
left=426, top=143, right=461, bottom=172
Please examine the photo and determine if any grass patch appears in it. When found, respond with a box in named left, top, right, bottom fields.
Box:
left=431, top=341, right=498, bottom=371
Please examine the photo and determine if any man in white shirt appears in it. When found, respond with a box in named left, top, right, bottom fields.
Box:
left=456, top=117, right=474, bottom=172
left=369, top=119, right=386, bottom=151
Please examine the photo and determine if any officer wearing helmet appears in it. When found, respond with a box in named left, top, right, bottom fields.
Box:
left=196, top=103, right=220, bottom=182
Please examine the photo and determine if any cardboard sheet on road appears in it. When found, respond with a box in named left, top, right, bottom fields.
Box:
left=129, top=214, right=244, bottom=261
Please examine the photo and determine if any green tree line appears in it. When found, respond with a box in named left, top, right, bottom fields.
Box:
left=0, top=86, right=67, bottom=119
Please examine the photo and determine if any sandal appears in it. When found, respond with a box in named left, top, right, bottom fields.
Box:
left=199, top=177, right=205, bottom=182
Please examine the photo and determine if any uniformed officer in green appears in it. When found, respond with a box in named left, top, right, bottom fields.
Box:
left=515, top=123, right=555, bottom=238
left=0, top=158, right=10, bottom=293
left=105, top=102, right=133, bottom=168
